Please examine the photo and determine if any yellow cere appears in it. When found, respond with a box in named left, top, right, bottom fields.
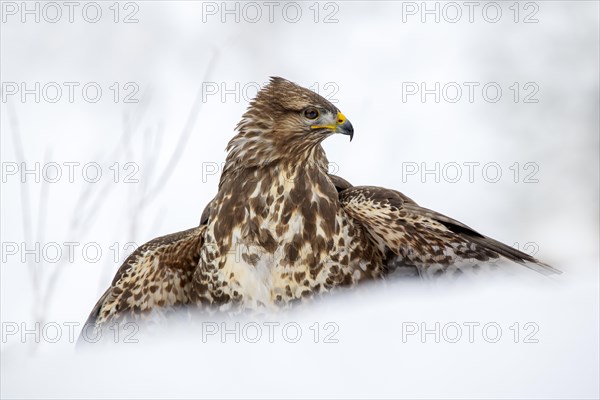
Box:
left=311, top=111, right=347, bottom=131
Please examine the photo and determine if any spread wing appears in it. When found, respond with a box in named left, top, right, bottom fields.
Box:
left=337, top=185, right=560, bottom=277
left=80, top=225, right=205, bottom=335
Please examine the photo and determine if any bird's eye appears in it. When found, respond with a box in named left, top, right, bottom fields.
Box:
left=304, top=108, right=319, bottom=120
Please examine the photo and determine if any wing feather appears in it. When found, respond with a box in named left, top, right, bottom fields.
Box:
left=339, top=186, right=559, bottom=276
left=80, top=225, right=205, bottom=334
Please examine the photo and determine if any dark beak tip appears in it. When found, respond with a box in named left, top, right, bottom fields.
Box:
left=343, top=120, right=354, bottom=142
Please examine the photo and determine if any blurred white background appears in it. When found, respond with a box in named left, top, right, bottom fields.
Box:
left=1, top=1, right=598, bottom=398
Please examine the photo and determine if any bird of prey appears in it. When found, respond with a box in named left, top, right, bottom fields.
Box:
left=81, top=77, right=559, bottom=334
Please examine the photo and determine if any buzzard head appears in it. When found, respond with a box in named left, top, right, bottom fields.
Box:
left=236, top=77, right=354, bottom=143
left=226, top=77, right=353, bottom=169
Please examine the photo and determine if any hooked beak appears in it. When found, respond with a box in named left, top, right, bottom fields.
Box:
left=335, top=112, right=354, bottom=142
left=310, top=111, right=354, bottom=142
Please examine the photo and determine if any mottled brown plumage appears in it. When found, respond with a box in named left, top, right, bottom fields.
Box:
left=81, top=77, right=558, bottom=339
left=82, top=227, right=203, bottom=324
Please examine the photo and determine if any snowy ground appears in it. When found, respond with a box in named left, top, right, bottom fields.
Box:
left=1, top=1, right=598, bottom=398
